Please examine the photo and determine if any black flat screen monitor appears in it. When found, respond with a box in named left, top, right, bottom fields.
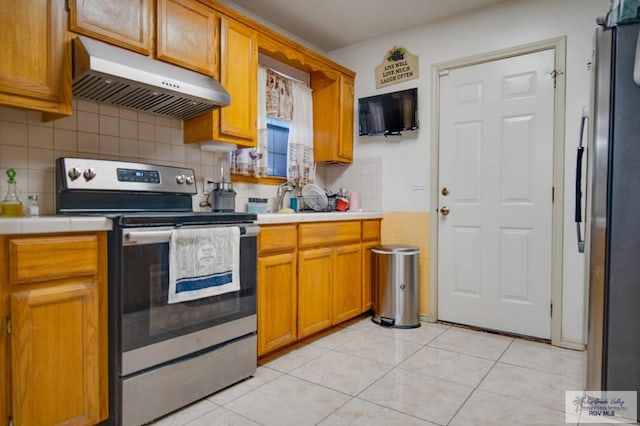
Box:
left=358, top=88, right=418, bottom=136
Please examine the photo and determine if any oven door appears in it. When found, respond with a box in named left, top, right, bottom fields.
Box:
left=115, top=223, right=258, bottom=376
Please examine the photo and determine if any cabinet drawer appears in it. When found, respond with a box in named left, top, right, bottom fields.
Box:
left=259, top=224, right=297, bottom=254
left=299, top=221, right=361, bottom=248
left=9, top=234, right=99, bottom=285
left=362, top=220, right=381, bottom=242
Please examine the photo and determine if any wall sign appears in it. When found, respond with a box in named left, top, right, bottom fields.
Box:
left=375, top=46, right=419, bottom=89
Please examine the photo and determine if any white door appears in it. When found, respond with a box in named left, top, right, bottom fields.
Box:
left=437, top=49, right=555, bottom=339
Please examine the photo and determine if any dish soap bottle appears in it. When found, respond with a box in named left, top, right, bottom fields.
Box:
left=1, top=168, right=23, bottom=217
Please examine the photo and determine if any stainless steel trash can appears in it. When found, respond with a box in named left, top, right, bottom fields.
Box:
left=371, top=245, right=420, bottom=328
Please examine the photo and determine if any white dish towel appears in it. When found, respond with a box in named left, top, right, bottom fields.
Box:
left=168, top=226, right=240, bottom=304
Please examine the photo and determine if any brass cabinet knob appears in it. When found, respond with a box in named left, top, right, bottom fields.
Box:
left=441, top=187, right=449, bottom=196
left=440, top=206, right=450, bottom=216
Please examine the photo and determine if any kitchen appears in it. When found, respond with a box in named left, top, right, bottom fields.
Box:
left=1, top=0, right=638, bottom=424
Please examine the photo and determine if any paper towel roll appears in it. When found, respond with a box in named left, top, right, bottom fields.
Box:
left=349, top=192, right=360, bottom=211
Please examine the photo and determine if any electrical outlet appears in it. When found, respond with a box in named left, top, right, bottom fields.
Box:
left=203, top=177, right=215, bottom=194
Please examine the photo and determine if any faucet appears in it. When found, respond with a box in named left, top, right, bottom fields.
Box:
left=275, top=181, right=295, bottom=211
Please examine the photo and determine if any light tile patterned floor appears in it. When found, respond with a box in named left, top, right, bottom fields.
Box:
left=151, top=316, right=586, bottom=426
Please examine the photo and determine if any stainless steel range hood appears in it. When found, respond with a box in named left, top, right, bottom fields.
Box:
left=72, top=36, right=230, bottom=120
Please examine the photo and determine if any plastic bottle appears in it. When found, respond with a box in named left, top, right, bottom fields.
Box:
left=1, top=169, right=23, bottom=217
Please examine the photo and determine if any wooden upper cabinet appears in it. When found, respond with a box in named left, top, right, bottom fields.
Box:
left=157, top=0, right=217, bottom=75
left=0, top=0, right=71, bottom=116
left=219, top=17, right=258, bottom=143
left=183, top=16, right=258, bottom=147
left=70, top=0, right=152, bottom=55
left=338, top=74, right=355, bottom=162
left=312, top=72, right=355, bottom=163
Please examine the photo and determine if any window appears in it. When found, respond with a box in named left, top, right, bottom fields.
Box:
left=230, top=65, right=313, bottom=186
left=266, top=117, right=289, bottom=177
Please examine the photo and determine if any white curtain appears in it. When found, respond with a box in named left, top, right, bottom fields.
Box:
left=287, top=82, right=314, bottom=187
left=229, top=66, right=269, bottom=177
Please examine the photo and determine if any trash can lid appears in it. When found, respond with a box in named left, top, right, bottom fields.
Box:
left=372, top=244, right=420, bottom=254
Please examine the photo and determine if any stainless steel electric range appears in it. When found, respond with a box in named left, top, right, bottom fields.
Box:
left=56, top=157, right=259, bottom=426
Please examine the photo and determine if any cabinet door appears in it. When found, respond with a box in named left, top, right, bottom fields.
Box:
left=157, top=0, right=217, bottom=75
left=338, top=74, right=355, bottom=162
left=298, top=247, right=332, bottom=338
left=362, top=240, right=379, bottom=312
left=0, top=0, right=71, bottom=116
left=333, top=243, right=362, bottom=324
left=219, top=16, right=258, bottom=144
left=258, top=252, right=297, bottom=356
left=183, top=16, right=257, bottom=147
left=11, top=281, right=100, bottom=425
left=311, top=72, right=355, bottom=164
left=70, top=0, right=151, bottom=54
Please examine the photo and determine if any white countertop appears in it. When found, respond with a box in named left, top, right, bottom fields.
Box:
left=0, top=216, right=113, bottom=235
left=0, top=211, right=383, bottom=233
left=256, top=211, right=383, bottom=224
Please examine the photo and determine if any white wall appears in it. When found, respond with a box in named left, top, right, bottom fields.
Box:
left=328, top=0, right=609, bottom=346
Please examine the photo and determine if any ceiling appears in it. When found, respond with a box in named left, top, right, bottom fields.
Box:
left=226, top=0, right=506, bottom=51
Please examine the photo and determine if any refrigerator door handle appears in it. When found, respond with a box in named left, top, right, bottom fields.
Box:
left=634, top=30, right=640, bottom=85
left=575, top=106, right=589, bottom=253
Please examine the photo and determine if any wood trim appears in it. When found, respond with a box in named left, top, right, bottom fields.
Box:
left=231, top=174, right=285, bottom=186
left=196, top=0, right=355, bottom=78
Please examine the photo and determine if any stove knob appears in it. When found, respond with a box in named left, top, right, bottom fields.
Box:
left=176, top=174, right=185, bottom=184
left=68, top=167, right=82, bottom=180
left=185, top=175, right=194, bottom=185
left=83, top=168, right=96, bottom=181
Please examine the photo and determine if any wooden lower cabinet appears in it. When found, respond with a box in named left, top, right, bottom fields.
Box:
left=297, top=247, right=333, bottom=338
left=11, top=281, right=100, bottom=425
left=332, top=243, right=362, bottom=324
left=258, top=219, right=380, bottom=355
left=0, top=232, right=108, bottom=425
left=257, top=252, right=297, bottom=356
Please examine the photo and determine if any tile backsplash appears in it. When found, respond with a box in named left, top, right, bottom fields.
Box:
left=0, top=101, right=381, bottom=215
left=320, top=157, right=382, bottom=211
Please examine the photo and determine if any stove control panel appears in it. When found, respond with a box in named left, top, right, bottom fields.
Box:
left=118, top=168, right=161, bottom=184
left=57, top=158, right=197, bottom=194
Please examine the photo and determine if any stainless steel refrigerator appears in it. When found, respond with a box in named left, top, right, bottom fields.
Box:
left=578, top=20, right=640, bottom=406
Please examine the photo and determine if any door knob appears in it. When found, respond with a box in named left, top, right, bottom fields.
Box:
left=441, top=187, right=449, bottom=196
left=440, top=206, right=450, bottom=216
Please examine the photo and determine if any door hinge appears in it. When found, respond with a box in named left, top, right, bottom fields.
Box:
left=552, top=186, right=555, bottom=202
left=4, top=317, right=11, bottom=335
left=550, top=302, right=553, bottom=317
left=550, top=70, right=564, bottom=88
left=7, top=416, right=13, bottom=426
left=64, top=0, right=70, bottom=12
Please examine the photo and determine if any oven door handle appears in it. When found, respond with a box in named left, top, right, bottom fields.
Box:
left=125, top=230, right=173, bottom=245
left=124, top=225, right=260, bottom=245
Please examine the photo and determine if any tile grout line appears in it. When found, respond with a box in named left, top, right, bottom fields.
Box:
left=444, top=337, right=515, bottom=425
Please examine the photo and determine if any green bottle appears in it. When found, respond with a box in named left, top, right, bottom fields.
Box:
left=1, top=169, right=23, bottom=217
